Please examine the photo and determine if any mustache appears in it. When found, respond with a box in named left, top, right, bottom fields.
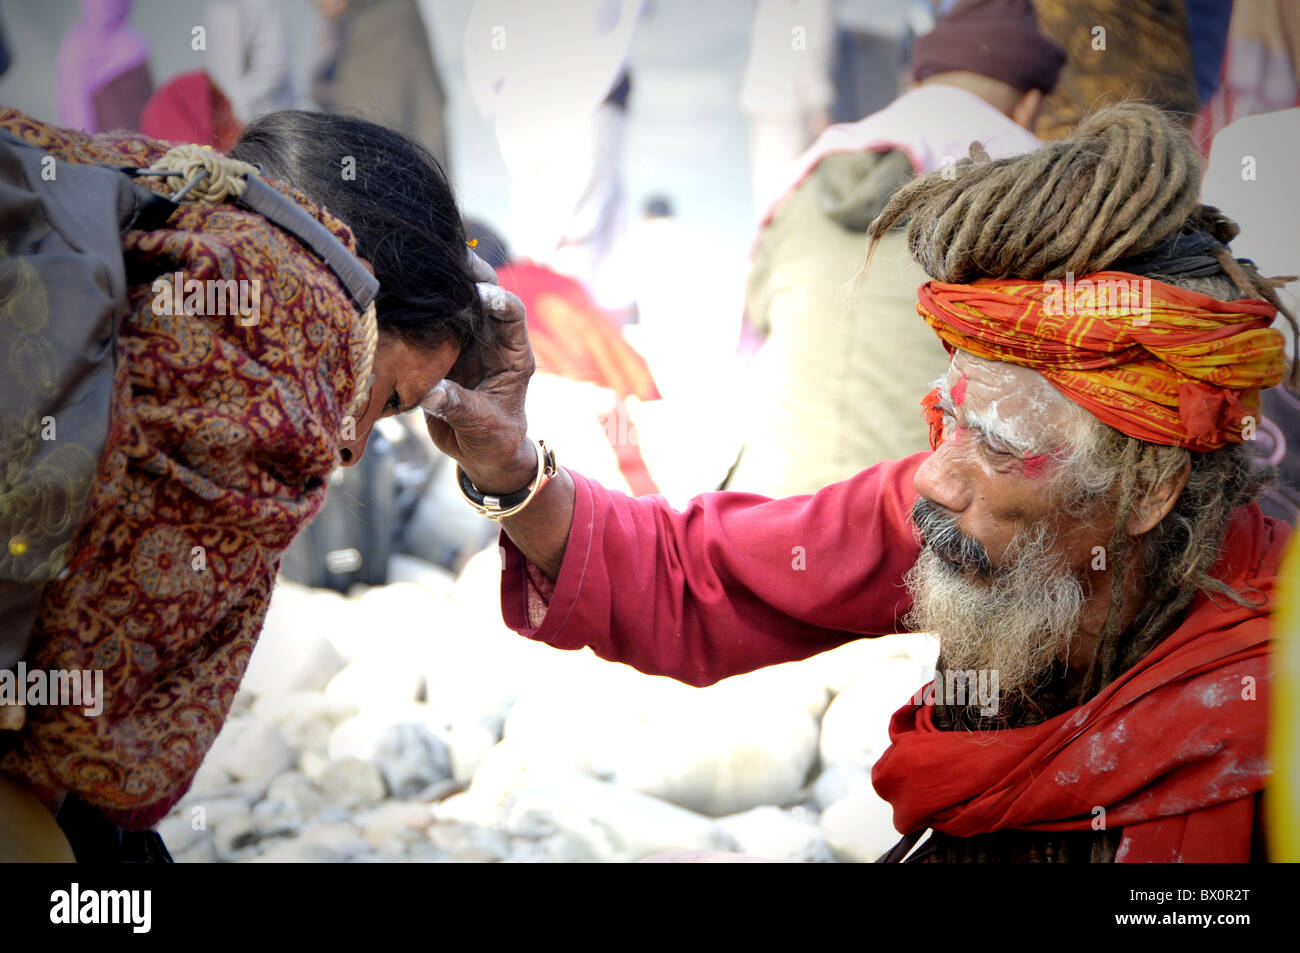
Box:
left=910, top=498, right=995, bottom=576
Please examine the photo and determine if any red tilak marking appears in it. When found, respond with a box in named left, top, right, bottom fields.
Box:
left=1021, top=453, right=1050, bottom=479
left=951, top=375, right=967, bottom=406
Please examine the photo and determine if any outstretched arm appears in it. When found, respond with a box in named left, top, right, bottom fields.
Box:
left=422, top=257, right=923, bottom=684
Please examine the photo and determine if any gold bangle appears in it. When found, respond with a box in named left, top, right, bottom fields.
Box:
left=456, top=439, right=557, bottom=521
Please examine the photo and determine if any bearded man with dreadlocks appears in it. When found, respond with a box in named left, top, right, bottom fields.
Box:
left=423, top=101, right=1294, bottom=863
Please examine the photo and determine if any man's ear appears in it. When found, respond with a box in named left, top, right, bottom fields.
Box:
left=1126, top=458, right=1191, bottom=536
left=1011, top=88, right=1043, bottom=132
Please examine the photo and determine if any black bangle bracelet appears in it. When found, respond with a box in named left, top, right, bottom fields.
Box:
left=457, top=466, right=534, bottom=510
left=455, top=440, right=558, bottom=521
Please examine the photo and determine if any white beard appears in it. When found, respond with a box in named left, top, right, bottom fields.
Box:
left=905, top=503, right=1085, bottom=703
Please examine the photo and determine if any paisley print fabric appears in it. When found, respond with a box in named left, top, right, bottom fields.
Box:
left=0, top=109, right=370, bottom=829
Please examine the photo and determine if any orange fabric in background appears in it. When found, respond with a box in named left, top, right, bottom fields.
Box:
left=916, top=273, right=1283, bottom=451
left=498, top=262, right=661, bottom=495
left=498, top=262, right=660, bottom=402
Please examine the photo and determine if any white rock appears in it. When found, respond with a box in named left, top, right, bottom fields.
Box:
left=817, top=634, right=939, bottom=697
left=169, top=836, right=217, bottom=864
left=420, top=547, right=608, bottom=727
left=386, top=554, right=458, bottom=596
left=324, top=655, right=423, bottom=710
left=328, top=703, right=465, bottom=761
left=249, top=840, right=345, bottom=863
left=467, top=739, right=591, bottom=812
left=819, top=657, right=935, bottom=773
left=185, top=760, right=234, bottom=799
left=336, top=581, right=447, bottom=675
left=500, top=670, right=819, bottom=816
left=427, top=820, right=513, bottom=862
left=439, top=717, right=499, bottom=784
left=317, top=756, right=387, bottom=809
left=201, top=717, right=296, bottom=794
left=713, top=805, right=835, bottom=863
left=819, top=786, right=902, bottom=863
left=708, top=661, right=832, bottom=723
left=178, top=795, right=255, bottom=834
left=155, top=815, right=206, bottom=856
left=502, top=777, right=718, bottom=863
left=812, top=763, right=875, bottom=811
left=242, top=582, right=349, bottom=695
left=432, top=790, right=505, bottom=830
left=251, top=692, right=358, bottom=754
left=402, top=464, right=499, bottom=569
left=299, top=749, right=330, bottom=784
left=211, top=807, right=258, bottom=862
left=372, top=723, right=453, bottom=798
left=252, top=771, right=327, bottom=834
left=293, top=820, right=373, bottom=859
left=358, top=802, right=434, bottom=849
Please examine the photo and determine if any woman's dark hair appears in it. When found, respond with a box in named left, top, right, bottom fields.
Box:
left=230, top=110, right=484, bottom=352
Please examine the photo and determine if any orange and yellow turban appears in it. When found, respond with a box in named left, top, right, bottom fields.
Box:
left=915, top=272, right=1286, bottom=452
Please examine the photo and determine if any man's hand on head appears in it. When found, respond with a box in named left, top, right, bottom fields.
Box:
left=422, top=249, right=538, bottom=495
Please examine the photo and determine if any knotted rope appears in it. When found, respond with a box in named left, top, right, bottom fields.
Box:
left=142, top=143, right=260, bottom=205
left=348, top=300, right=379, bottom=419
left=142, top=143, right=380, bottom=419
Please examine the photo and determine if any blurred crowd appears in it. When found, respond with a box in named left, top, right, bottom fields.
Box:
left=0, top=0, right=1295, bottom=587
left=3, top=0, right=1300, bottom=866
left=4, top=0, right=1298, bottom=565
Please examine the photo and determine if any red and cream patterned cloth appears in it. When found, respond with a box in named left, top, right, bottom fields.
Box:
left=0, top=110, right=368, bottom=829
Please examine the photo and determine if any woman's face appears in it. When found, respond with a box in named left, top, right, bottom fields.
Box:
left=340, top=332, right=460, bottom=465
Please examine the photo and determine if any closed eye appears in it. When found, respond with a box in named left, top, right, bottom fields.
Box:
left=981, top=434, right=1017, bottom=457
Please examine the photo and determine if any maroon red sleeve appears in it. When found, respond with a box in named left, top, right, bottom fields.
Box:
left=499, top=452, right=927, bottom=686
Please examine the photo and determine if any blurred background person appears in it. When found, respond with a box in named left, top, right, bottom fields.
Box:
left=829, top=0, right=909, bottom=124
left=138, top=68, right=242, bottom=150
left=56, top=0, right=152, bottom=133
left=741, top=0, right=835, bottom=217
left=1196, top=0, right=1299, bottom=151
left=463, top=0, right=646, bottom=311
left=726, top=0, right=1061, bottom=497
left=1028, top=0, right=1200, bottom=141
left=204, top=0, right=294, bottom=123
left=312, top=0, right=451, bottom=171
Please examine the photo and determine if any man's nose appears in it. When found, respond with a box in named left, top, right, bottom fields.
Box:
left=913, top=442, right=972, bottom=514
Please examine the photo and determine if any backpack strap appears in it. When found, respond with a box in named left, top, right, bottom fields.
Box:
left=129, top=145, right=380, bottom=415
left=130, top=145, right=380, bottom=311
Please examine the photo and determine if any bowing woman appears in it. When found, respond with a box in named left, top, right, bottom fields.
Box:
left=0, top=107, right=485, bottom=860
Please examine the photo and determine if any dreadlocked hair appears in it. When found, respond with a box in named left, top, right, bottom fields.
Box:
left=865, top=101, right=1289, bottom=706
left=865, top=101, right=1299, bottom=385
left=1056, top=412, right=1267, bottom=705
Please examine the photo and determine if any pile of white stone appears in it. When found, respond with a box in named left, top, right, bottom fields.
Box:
left=160, top=548, right=937, bottom=863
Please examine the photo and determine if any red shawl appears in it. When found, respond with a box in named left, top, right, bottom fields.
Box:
left=873, top=501, right=1286, bottom=862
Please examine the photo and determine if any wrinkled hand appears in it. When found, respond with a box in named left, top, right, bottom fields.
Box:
left=421, top=252, right=538, bottom=494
